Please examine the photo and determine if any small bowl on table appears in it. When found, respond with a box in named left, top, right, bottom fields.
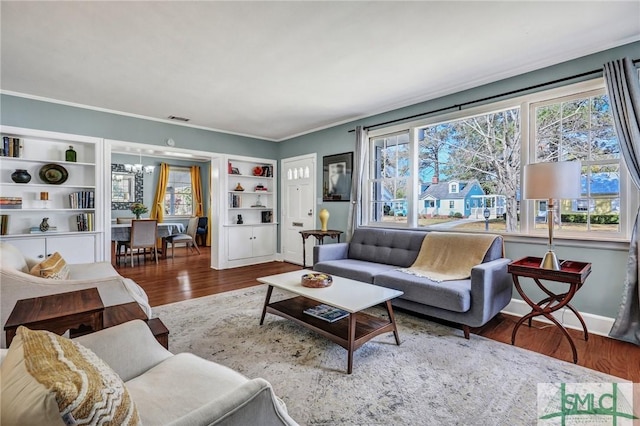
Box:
left=301, top=273, right=333, bottom=288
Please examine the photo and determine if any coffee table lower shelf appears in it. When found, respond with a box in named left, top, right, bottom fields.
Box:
left=262, top=296, right=400, bottom=374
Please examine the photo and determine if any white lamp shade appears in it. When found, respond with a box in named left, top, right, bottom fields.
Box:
left=523, top=162, right=582, bottom=200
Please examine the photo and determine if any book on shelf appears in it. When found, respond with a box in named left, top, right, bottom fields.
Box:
left=30, top=226, right=59, bottom=234
left=69, top=191, right=95, bottom=209
left=229, top=193, right=241, bottom=208
left=0, top=215, right=8, bottom=235
left=303, top=304, right=349, bottom=323
left=1, top=137, right=22, bottom=157
left=0, top=197, right=22, bottom=209
left=76, top=213, right=94, bottom=232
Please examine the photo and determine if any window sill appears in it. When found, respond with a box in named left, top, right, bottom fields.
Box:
left=361, top=224, right=630, bottom=252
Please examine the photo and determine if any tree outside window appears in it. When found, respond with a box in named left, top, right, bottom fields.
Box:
left=534, top=90, right=620, bottom=233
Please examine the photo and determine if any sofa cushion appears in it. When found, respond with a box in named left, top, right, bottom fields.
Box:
left=0, top=326, right=140, bottom=426
left=30, top=252, right=70, bottom=280
left=0, top=242, right=29, bottom=272
left=314, top=259, right=397, bottom=283
left=125, top=353, right=249, bottom=425
left=348, top=228, right=426, bottom=267
left=374, top=269, right=472, bottom=313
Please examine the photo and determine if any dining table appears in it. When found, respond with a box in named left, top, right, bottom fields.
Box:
left=111, top=222, right=186, bottom=261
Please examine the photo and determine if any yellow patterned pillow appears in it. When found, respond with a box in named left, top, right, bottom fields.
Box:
left=0, top=326, right=140, bottom=426
left=30, top=252, right=70, bottom=279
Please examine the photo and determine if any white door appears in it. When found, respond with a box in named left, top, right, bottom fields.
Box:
left=281, top=154, right=316, bottom=266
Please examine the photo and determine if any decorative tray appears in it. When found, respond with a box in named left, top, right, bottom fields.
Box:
left=301, top=272, right=333, bottom=288
left=39, top=163, right=69, bottom=185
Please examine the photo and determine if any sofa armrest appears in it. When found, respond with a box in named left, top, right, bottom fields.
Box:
left=74, top=320, right=172, bottom=382
left=313, top=242, right=349, bottom=265
left=167, top=378, right=298, bottom=426
left=467, top=258, right=513, bottom=327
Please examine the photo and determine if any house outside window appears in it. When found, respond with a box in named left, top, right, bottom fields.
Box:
left=364, top=77, right=638, bottom=240
left=164, top=166, right=193, bottom=216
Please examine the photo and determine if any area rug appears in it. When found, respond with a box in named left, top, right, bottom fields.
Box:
left=153, top=285, right=624, bottom=425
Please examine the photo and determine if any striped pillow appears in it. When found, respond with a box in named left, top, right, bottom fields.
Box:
left=30, top=252, right=70, bottom=280
left=0, top=327, right=141, bottom=425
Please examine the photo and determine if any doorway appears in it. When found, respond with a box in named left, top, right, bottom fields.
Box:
left=281, top=154, right=317, bottom=266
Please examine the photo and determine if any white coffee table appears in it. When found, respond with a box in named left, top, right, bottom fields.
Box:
left=258, top=270, right=403, bottom=374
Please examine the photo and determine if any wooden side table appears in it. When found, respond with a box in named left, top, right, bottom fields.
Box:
left=508, top=256, right=591, bottom=363
left=299, top=229, right=344, bottom=268
left=4, top=288, right=104, bottom=347
left=101, top=302, right=170, bottom=349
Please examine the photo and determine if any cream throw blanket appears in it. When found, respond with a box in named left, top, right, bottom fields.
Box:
left=401, top=232, right=499, bottom=282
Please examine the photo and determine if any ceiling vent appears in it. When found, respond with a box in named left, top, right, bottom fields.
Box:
left=168, top=115, right=190, bottom=122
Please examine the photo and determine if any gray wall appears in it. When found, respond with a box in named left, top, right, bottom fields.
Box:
left=0, top=94, right=278, bottom=159
left=277, top=41, right=640, bottom=319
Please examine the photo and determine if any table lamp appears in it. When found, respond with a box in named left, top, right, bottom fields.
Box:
left=523, top=161, right=582, bottom=270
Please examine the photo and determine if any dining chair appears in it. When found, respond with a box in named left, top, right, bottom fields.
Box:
left=166, top=216, right=201, bottom=258
left=122, top=219, right=158, bottom=266
left=195, top=216, right=208, bottom=246
left=115, top=217, right=135, bottom=265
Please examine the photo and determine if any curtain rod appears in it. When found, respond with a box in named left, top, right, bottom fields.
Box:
left=348, top=58, right=640, bottom=133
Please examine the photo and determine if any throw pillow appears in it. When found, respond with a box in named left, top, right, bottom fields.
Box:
left=0, top=326, right=141, bottom=426
left=29, top=252, right=70, bottom=280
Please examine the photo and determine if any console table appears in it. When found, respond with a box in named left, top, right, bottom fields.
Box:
left=299, top=229, right=344, bottom=268
left=508, top=256, right=591, bottom=363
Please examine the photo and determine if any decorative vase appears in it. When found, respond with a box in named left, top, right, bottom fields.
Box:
left=39, top=217, right=50, bottom=232
left=11, top=169, right=31, bottom=183
left=319, top=208, right=330, bottom=231
left=65, top=145, right=77, bottom=162
left=237, top=214, right=243, bottom=224
left=135, top=213, right=141, bottom=220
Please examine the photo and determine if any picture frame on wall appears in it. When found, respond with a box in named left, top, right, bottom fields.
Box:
left=323, top=152, right=353, bottom=202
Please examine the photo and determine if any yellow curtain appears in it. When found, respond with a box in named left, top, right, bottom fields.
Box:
left=191, top=165, right=204, bottom=217
left=150, top=163, right=169, bottom=222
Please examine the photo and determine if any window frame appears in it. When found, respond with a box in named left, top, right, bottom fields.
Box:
left=164, top=165, right=194, bottom=218
left=364, top=78, right=638, bottom=241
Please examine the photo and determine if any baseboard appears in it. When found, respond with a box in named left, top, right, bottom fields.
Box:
left=501, top=299, right=615, bottom=337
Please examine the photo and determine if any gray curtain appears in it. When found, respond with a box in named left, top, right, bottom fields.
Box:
left=347, top=125, right=368, bottom=241
left=604, top=57, right=640, bottom=346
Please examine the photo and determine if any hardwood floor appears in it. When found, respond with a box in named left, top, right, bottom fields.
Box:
left=116, top=246, right=640, bottom=382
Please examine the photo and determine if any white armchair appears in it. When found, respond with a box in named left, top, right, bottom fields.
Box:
left=1, top=320, right=297, bottom=425
left=0, top=242, right=151, bottom=348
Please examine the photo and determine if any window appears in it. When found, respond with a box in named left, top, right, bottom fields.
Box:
left=532, top=89, right=620, bottom=234
left=164, top=166, right=193, bottom=216
left=415, top=107, right=521, bottom=231
left=369, top=132, right=410, bottom=224
left=364, top=77, right=637, bottom=240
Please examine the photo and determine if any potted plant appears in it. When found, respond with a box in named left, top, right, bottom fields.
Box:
left=130, top=202, right=148, bottom=219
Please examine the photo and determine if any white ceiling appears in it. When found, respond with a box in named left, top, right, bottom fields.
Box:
left=1, top=1, right=639, bottom=142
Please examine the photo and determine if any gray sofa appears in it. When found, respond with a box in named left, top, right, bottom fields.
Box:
left=313, top=228, right=512, bottom=338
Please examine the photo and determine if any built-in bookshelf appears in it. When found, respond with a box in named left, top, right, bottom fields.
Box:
left=223, top=155, right=277, bottom=267
left=0, top=126, right=103, bottom=263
